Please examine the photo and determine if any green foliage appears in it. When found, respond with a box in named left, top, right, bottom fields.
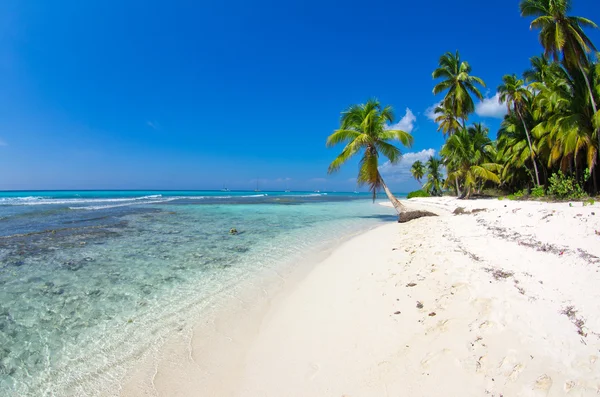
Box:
left=583, top=198, right=595, bottom=206
left=326, top=99, right=413, bottom=201
left=547, top=171, right=585, bottom=199
left=507, top=190, right=525, bottom=200
left=530, top=186, right=545, bottom=198
left=423, top=156, right=444, bottom=196
left=407, top=190, right=431, bottom=199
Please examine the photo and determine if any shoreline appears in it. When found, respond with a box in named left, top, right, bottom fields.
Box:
left=121, top=197, right=600, bottom=396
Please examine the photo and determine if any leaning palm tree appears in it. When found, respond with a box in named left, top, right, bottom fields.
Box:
left=326, top=99, right=413, bottom=214
left=423, top=156, right=444, bottom=196
left=498, top=74, right=541, bottom=186
left=432, top=51, right=486, bottom=127
left=410, top=161, right=425, bottom=186
left=520, top=0, right=598, bottom=140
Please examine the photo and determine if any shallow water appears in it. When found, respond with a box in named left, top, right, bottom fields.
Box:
left=0, top=191, right=397, bottom=396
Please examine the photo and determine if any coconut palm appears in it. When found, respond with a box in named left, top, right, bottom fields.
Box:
left=433, top=102, right=462, bottom=137
left=524, top=55, right=554, bottom=83
left=498, top=74, right=541, bottom=185
left=497, top=111, right=541, bottom=188
left=520, top=0, right=598, bottom=137
left=533, top=64, right=598, bottom=184
left=441, top=124, right=500, bottom=198
left=423, top=156, right=444, bottom=196
left=326, top=99, right=414, bottom=213
left=432, top=51, right=486, bottom=127
left=410, top=161, right=425, bottom=186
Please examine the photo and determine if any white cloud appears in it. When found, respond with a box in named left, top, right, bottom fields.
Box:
left=0, top=139, right=6, bottom=146
left=425, top=102, right=441, bottom=122
left=146, top=121, right=159, bottom=130
left=378, top=148, right=436, bottom=182
left=386, top=108, right=416, bottom=133
left=475, top=94, right=507, bottom=119
left=275, top=177, right=292, bottom=183
left=310, top=177, right=327, bottom=183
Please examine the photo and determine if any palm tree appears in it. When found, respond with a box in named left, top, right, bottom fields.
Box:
left=432, top=51, right=486, bottom=127
left=423, top=156, right=444, bottom=196
left=433, top=102, right=462, bottom=137
left=498, top=74, right=541, bottom=186
left=441, top=124, right=500, bottom=198
left=326, top=99, right=414, bottom=214
left=497, top=112, right=541, bottom=188
left=533, top=64, right=598, bottom=184
left=410, top=161, right=425, bottom=186
left=524, top=55, right=554, bottom=83
left=520, top=0, right=598, bottom=140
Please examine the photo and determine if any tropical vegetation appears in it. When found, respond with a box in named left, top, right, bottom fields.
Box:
left=410, top=161, right=425, bottom=185
left=328, top=0, right=599, bottom=202
left=407, top=190, right=430, bottom=199
left=325, top=99, right=413, bottom=212
left=433, top=0, right=599, bottom=200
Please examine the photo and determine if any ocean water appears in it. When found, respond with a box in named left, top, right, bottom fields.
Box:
left=0, top=191, right=397, bottom=396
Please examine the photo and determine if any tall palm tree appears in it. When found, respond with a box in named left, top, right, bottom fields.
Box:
left=410, top=161, right=425, bottom=186
left=432, top=51, right=486, bottom=127
left=498, top=74, right=541, bottom=185
left=533, top=65, right=598, bottom=181
left=520, top=0, right=598, bottom=136
left=326, top=99, right=414, bottom=214
left=441, top=124, right=500, bottom=198
left=497, top=112, right=541, bottom=188
left=423, top=156, right=444, bottom=196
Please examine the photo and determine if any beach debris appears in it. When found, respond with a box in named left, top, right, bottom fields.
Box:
left=453, top=207, right=487, bottom=215
left=453, top=207, right=466, bottom=215
left=484, top=267, right=514, bottom=280
left=394, top=311, right=401, bottom=315
left=398, top=210, right=437, bottom=223
left=229, top=228, right=238, bottom=235
left=562, top=306, right=587, bottom=337
left=416, top=301, right=424, bottom=309
left=428, top=312, right=436, bottom=317
left=406, top=282, right=417, bottom=287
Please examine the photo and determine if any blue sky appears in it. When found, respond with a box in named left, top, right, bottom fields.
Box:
left=0, top=0, right=598, bottom=191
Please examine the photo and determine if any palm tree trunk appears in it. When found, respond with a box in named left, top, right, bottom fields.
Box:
left=579, top=61, right=598, bottom=115
left=517, top=108, right=541, bottom=186
left=454, top=176, right=461, bottom=197
left=380, top=176, right=406, bottom=215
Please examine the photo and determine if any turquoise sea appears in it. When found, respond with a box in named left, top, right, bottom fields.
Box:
left=0, top=190, right=397, bottom=396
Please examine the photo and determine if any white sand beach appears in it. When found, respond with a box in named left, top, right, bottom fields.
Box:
left=123, top=197, right=600, bottom=396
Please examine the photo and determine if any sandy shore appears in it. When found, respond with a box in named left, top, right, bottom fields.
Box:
left=122, top=197, right=600, bottom=396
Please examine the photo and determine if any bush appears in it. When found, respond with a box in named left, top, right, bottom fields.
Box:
left=548, top=171, right=585, bottom=199
left=407, top=190, right=431, bottom=199
left=507, top=190, right=525, bottom=200
left=530, top=186, right=545, bottom=198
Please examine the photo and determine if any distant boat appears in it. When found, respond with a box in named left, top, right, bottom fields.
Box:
left=314, top=190, right=320, bottom=193
left=353, top=191, right=359, bottom=194
left=254, top=178, right=260, bottom=192
left=221, top=182, right=230, bottom=192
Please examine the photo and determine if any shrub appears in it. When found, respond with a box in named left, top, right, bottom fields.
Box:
left=583, top=198, right=595, bottom=206
left=407, top=190, right=431, bottom=199
left=507, top=190, right=525, bottom=200
left=548, top=171, right=585, bottom=199
left=530, top=186, right=545, bottom=198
